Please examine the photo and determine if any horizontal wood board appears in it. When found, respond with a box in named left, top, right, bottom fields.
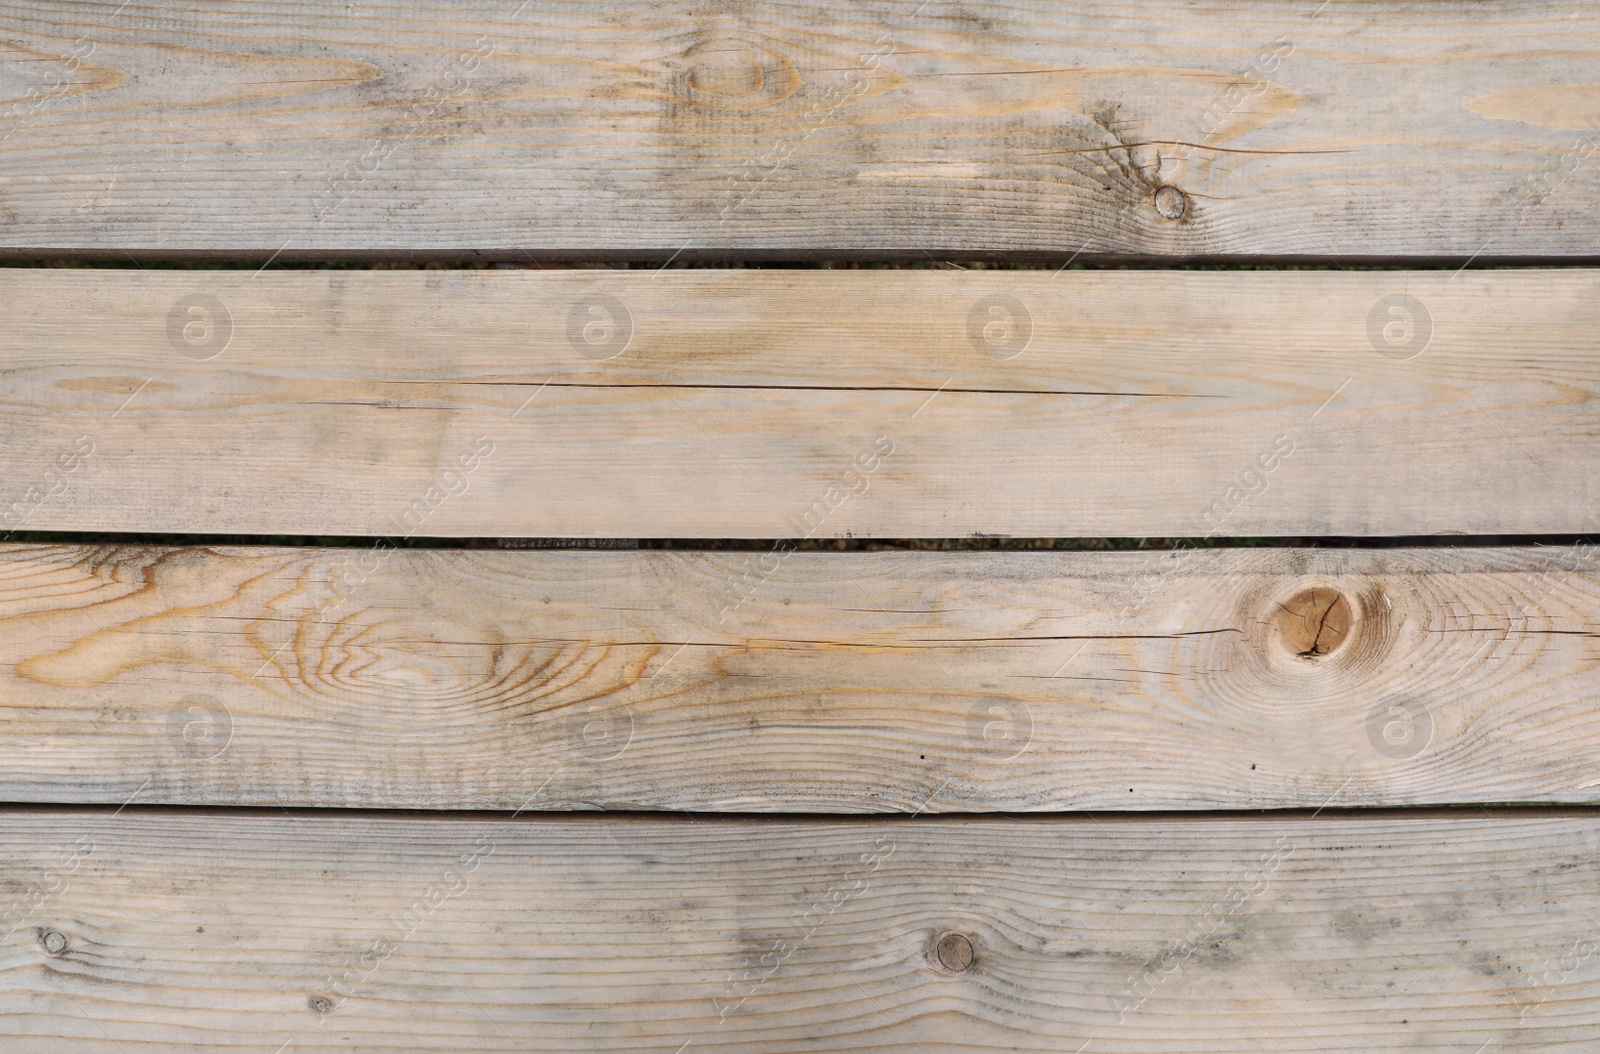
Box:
left=1, top=809, right=1598, bottom=1051
left=3, top=268, right=1598, bottom=537
left=3, top=542, right=1598, bottom=811
left=2, top=1, right=1600, bottom=259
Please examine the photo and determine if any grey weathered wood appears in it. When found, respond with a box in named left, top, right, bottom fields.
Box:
left=2, top=0, right=1598, bottom=259
left=3, top=268, right=1598, bottom=537
left=2, top=809, right=1597, bottom=1051
left=3, top=542, right=1598, bottom=811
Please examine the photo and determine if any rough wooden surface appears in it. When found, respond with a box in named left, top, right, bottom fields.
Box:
left=3, top=808, right=1597, bottom=1051
left=5, top=268, right=1598, bottom=537
left=4, top=542, right=1598, bottom=811
left=3, top=0, right=1599, bottom=260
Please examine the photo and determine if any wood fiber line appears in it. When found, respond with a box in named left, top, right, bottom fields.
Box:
left=0, top=0, right=1597, bottom=259
left=0, top=809, right=1595, bottom=1051
left=1, top=543, right=1597, bottom=811
left=2, top=268, right=1597, bottom=537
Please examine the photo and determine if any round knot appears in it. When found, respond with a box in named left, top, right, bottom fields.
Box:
left=1274, top=586, right=1353, bottom=659
left=1153, top=185, right=1187, bottom=220
left=933, top=932, right=975, bottom=972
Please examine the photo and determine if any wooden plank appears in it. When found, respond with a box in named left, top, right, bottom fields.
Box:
left=4, top=542, right=1599, bottom=811
left=4, top=268, right=1599, bottom=537
left=3, top=0, right=1600, bottom=260
left=2, top=808, right=1597, bottom=1051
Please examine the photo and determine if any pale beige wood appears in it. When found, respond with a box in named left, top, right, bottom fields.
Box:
left=3, top=542, right=1598, bottom=811
left=4, top=268, right=1599, bottom=537
left=3, top=1, right=1600, bottom=259
left=3, top=808, right=1597, bottom=1051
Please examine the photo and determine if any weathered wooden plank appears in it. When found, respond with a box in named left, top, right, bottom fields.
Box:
left=4, top=542, right=1598, bottom=811
left=4, top=268, right=1598, bottom=537
left=2, top=809, right=1596, bottom=1051
left=2, top=0, right=1599, bottom=260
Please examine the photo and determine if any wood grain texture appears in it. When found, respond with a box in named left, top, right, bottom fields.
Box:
left=3, top=809, right=1598, bottom=1051
left=5, top=267, right=1599, bottom=537
left=2, top=1, right=1600, bottom=259
left=4, top=542, right=1600, bottom=811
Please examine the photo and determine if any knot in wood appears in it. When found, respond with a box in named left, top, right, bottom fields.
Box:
left=934, top=931, right=975, bottom=972
left=1275, top=586, right=1353, bottom=659
left=1153, top=184, right=1188, bottom=220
